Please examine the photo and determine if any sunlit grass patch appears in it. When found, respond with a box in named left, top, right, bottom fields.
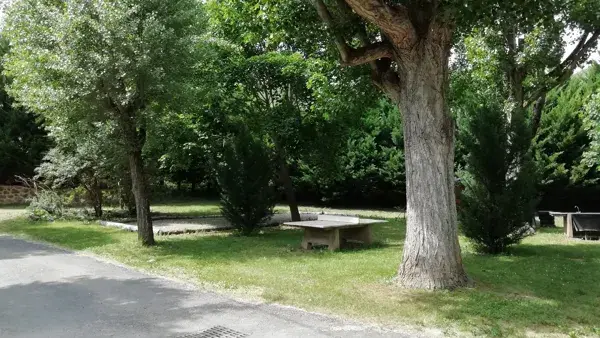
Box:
left=1, top=207, right=598, bottom=337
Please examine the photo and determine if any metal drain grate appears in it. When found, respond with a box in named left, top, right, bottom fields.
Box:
left=178, top=326, right=248, bottom=338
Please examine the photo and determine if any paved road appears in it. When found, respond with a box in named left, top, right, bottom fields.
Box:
left=0, top=236, right=428, bottom=338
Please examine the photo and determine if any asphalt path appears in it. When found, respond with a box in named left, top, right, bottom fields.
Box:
left=0, top=234, right=429, bottom=338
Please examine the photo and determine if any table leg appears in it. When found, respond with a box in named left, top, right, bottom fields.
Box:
left=340, top=225, right=373, bottom=245
left=328, top=229, right=340, bottom=251
left=301, top=229, right=313, bottom=250
left=302, top=228, right=338, bottom=250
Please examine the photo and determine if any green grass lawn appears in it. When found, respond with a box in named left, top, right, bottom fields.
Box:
left=1, top=209, right=599, bottom=337
left=150, top=200, right=223, bottom=217
left=150, top=200, right=404, bottom=219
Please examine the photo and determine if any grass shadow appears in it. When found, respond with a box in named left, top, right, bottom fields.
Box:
left=438, top=240, right=600, bottom=336
left=153, top=224, right=399, bottom=264
left=0, top=218, right=119, bottom=250
left=150, top=200, right=222, bottom=217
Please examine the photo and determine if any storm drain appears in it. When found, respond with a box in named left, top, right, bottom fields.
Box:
left=178, top=326, right=248, bottom=338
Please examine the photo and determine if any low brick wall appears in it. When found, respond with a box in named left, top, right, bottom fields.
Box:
left=0, top=185, right=33, bottom=205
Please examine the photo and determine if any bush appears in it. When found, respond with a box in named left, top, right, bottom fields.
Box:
left=27, top=188, right=65, bottom=221
left=458, top=104, right=538, bottom=254
left=216, top=131, right=276, bottom=236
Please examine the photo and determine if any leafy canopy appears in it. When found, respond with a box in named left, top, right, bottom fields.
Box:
left=0, top=35, right=48, bottom=183
left=3, top=0, right=204, bottom=123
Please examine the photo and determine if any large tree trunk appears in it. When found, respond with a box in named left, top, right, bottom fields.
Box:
left=83, top=176, right=103, bottom=218
left=128, top=148, right=154, bottom=246
left=90, top=177, right=103, bottom=218
left=119, top=111, right=154, bottom=246
left=312, top=0, right=468, bottom=289
left=279, top=157, right=301, bottom=221
left=274, top=141, right=301, bottom=221
left=120, top=173, right=137, bottom=217
left=395, top=26, right=469, bottom=289
left=531, top=94, right=546, bottom=136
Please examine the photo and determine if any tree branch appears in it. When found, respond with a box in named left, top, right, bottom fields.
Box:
left=342, top=41, right=394, bottom=66
left=311, top=0, right=401, bottom=99
left=525, top=29, right=600, bottom=108
left=332, top=0, right=377, bottom=68
left=343, top=0, right=416, bottom=48
left=530, top=94, right=546, bottom=136
left=549, top=29, right=600, bottom=80
left=312, top=0, right=351, bottom=62
left=312, top=0, right=393, bottom=66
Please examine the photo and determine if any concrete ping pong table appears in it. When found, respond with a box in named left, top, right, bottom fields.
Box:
left=550, top=211, right=600, bottom=239
left=284, top=215, right=386, bottom=251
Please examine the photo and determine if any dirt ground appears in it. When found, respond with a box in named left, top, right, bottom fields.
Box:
left=0, top=208, right=24, bottom=221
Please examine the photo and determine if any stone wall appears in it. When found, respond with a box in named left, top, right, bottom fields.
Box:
left=0, top=185, right=33, bottom=205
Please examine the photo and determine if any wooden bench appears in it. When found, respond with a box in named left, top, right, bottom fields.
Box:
left=283, top=215, right=386, bottom=251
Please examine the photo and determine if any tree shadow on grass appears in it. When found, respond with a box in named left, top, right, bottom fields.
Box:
left=536, top=226, right=567, bottom=235
left=0, top=204, right=27, bottom=210
left=153, top=221, right=405, bottom=264
left=150, top=200, right=222, bottom=217
left=376, top=219, right=407, bottom=241
left=1, top=217, right=405, bottom=263
left=405, top=241, right=600, bottom=336
left=0, top=219, right=119, bottom=251
left=148, top=221, right=599, bottom=336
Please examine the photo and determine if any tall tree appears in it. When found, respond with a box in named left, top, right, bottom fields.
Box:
left=583, top=91, right=600, bottom=172
left=307, top=0, right=469, bottom=289
left=209, top=0, right=600, bottom=289
left=303, top=98, right=406, bottom=207
left=207, top=4, right=377, bottom=220
left=144, top=111, right=212, bottom=194
left=451, top=21, right=600, bottom=214
left=36, top=119, right=128, bottom=218
left=534, top=63, right=600, bottom=189
left=463, top=6, right=600, bottom=135
left=234, top=53, right=316, bottom=221
left=0, top=36, right=48, bottom=184
left=3, top=0, right=204, bottom=245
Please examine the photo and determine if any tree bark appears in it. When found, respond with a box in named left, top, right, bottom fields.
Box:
left=274, top=141, right=301, bottom=221
left=120, top=173, right=137, bottom=217
left=313, top=0, right=468, bottom=289
left=118, top=111, right=154, bottom=246
left=83, top=176, right=103, bottom=218
left=531, top=94, right=546, bottom=136
left=90, top=177, right=103, bottom=218
left=394, top=25, right=469, bottom=289
left=279, top=156, right=301, bottom=221
left=128, top=148, right=154, bottom=246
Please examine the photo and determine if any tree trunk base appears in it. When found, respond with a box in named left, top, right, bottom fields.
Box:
left=396, top=270, right=470, bottom=290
